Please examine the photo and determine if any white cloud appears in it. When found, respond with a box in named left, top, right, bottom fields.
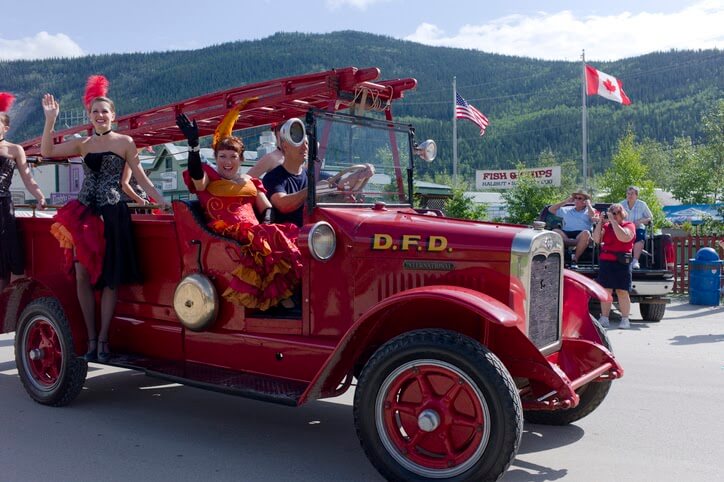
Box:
left=0, top=32, right=84, bottom=61
left=326, top=0, right=390, bottom=11
left=405, top=1, right=724, bottom=60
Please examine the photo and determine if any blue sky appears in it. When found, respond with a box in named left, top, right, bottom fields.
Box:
left=1, top=0, right=721, bottom=61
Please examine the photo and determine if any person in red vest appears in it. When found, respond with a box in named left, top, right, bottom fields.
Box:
left=592, top=203, right=636, bottom=329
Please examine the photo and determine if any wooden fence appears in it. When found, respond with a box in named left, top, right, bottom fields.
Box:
left=671, top=235, right=723, bottom=294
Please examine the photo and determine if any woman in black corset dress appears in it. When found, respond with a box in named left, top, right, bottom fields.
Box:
left=0, top=92, right=47, bottom=291
left=40, top=77, right=167, bottom=362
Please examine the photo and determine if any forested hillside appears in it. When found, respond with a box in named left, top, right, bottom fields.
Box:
left=1, top=31, right=721, bottom=182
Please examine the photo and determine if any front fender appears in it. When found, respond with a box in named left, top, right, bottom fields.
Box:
left=298, top=285, right=524, bottom=404
left=562, top=269, right=612, bottom=343
left=564, top=269, right=610, bottom=302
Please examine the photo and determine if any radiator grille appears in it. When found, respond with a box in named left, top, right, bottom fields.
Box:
left=528, top=253, right=561, bottom=348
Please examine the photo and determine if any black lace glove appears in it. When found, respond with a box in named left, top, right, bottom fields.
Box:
left=176, top=113, right=199, bottom=148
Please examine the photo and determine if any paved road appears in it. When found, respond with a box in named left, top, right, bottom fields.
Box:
left=1, top=299, right=722, bottom=481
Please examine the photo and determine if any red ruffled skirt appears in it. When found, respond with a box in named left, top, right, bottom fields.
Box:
left=50, top=200, right=105, bottom=285
left=208, top=220, right=302, bottom=311
left=50, top=200, right=141, bottom=288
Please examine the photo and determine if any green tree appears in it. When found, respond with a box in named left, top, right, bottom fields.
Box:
left=433, top=174, right=488, bottom=220
left=444, top=186, right=488, bottom=220
left=639, top=138, right=674, bottom=190
left=700, top=99, right=724, bottom=202
left=503, top=170, right=559, bottom=225
left=596, top=131, right=665, bottom=228
left=669, top=137, right=711, bottom=203
left=502, top=150, right=579, bottom=225
left=668, top=101, right=723, bottom=204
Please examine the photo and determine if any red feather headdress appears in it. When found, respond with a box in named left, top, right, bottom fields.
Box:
left=84, top=75, right=109, bottom=109
left=0, top=92, right=15, bottom=113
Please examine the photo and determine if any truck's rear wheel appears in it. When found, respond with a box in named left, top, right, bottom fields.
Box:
left=640, top=303, right=666, bottom=322
left=524, top=317, right=613, bottom=425
left=15, top=297, right=87, bottom=406
left=354, top=329, right=522, bottom=481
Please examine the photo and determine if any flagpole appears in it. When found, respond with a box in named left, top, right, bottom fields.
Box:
left=453, top=76, right=458, bottom=184
left=581, top=49, right=588, bottom=191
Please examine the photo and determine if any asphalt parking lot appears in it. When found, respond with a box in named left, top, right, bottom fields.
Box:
left=1, top=297, right=722, bottom=481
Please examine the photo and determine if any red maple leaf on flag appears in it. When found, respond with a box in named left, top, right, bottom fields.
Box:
left=603, top=79, right=617, bottom=93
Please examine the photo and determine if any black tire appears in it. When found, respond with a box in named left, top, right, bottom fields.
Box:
left=524, top=317, right=612, bottom=425
left=640, top=303, right=666, bottom=322
left=15, top=297, right=87, bottom=406
left=353, top=329, right=522, bottom=481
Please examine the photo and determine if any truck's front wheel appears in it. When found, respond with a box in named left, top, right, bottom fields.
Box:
left=354, top=329, right=522, bottom=481
left=524, top=317, right=613, bottom=425
left=640, top=302, right=666, bottom=322
left=15, top=297, right=87, bottom=406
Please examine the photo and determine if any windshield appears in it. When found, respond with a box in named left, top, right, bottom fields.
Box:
left=310, top=112, right=413, bottom=207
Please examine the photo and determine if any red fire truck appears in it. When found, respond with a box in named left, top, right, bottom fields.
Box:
left=2, top=67, right=622, bottom=481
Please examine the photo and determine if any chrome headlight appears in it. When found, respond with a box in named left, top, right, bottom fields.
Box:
left=309, top=222, right=336, bottom=261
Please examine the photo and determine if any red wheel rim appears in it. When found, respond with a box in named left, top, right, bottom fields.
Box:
left=24, top=318, right=64, bottom=388
left=376, top=359, right=490, bottom=478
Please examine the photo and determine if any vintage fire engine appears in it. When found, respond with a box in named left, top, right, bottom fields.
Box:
left=2, top=67, right=622, bottom=481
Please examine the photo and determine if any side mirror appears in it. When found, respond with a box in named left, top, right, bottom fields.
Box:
left=414, top=140, right=436, bottom=162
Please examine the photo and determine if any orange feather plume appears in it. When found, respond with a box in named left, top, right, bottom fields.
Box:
left=0, top=92, right=15, bottom=113
left=212, top=97, right=258, bottom=149
left=84, top=75, right=109, bottom=109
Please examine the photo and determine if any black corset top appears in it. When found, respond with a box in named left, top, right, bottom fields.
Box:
left=0, top=156, right=17, bottom=197
left=78, top=151, right=126, bottom=208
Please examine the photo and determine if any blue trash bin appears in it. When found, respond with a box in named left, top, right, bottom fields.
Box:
left=688, top=247, right=723, bottom=306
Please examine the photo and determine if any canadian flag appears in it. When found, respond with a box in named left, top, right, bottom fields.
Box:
left=585, top=65, right=631, bottom=105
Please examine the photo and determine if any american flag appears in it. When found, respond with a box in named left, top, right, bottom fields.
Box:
left=455, top=93, right=489, bottom=136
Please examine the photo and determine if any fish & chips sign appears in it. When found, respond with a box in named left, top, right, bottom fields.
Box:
left=476, top=166, right=561, bottom=189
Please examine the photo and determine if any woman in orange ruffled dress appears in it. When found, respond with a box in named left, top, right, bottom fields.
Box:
left=176, top=107, right=302, bottom=311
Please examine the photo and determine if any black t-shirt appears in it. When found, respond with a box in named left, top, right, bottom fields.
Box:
left=262, top=165, right=307, bottom=227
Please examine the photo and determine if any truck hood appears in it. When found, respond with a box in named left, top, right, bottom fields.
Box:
left=315, top=207, right=528, bottom=258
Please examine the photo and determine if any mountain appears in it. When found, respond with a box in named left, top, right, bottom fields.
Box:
left=1, top=31, right=721, bottom=182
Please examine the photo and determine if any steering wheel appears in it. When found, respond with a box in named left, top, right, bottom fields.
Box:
left=318, top=164, right=375, bottom=202
left=317, top=164, right=375, bottom=203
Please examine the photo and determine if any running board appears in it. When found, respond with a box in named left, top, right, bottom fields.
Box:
left=88, top=354, right=308, bottom=406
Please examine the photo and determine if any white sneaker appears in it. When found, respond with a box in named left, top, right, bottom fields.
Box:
left=619, top=318, right=631, bottom=329
left=599, top=316, right=610, bottom=328
left=632, top=260, right=640, bottom=269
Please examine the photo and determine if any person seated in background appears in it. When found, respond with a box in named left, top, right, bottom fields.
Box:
left=620, top=185, right=652, bottom=269
left=176, top=107, right=302, bottom=311
left=549, top=189, right=595, bottom=267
